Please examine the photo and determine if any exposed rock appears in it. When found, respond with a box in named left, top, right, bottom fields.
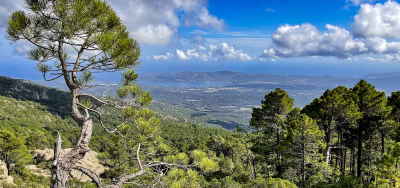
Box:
left=26, top=165, right=51, bottom=177
left=0, top=160, right=14, bottom=185
left=32, top=148, right=106, bottom=182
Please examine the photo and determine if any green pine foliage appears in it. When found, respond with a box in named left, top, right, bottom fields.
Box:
left=1, top=78, right=399, bottom=187
left=0, top=0, right=399, bottom=186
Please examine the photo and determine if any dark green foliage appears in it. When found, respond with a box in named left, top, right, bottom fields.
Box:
left=0, top=95, right=78, bottom=149
left=285, top=110, right=328, bottom=187
left=250, top=89, right=295, bottom=179
left=0, top=129, right=31, bottom=176
left=250, top=88, right=294, bottom=130
left=8, top=0, right=140, bottom=73
left=0, top=76, right=399, bottom=187
left=352, top=80, right=391, bottom=178
left=0, top=76, right=71, bottom=117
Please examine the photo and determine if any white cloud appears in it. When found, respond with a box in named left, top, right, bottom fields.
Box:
left=110, top=0, right=224, bottom=45
left=176, top=49, right=191, bottom=60
left=262, top=24, right=367, bottom=58
left=262, top=1, right=400, bottom=62
left=153, top=52, right=173, bottom=61
left=153, top=43, right=253, bottom=62
left=195, top=8, right=224, bottom=30
left=210, top=43, right=253, bottom=61
left=131, top=25, right=174, bottom=45
left=0, top=0, right=223, bottom=45
left=353, top=1, right=400, bottom=39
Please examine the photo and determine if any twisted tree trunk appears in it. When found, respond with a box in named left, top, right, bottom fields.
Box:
left=51, top=90, right=94, bottom=188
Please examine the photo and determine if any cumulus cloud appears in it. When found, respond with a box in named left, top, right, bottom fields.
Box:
left=110, top=0, right=224, bottom=45
left=262, top=1, right=400, bottom=61
left=262, top=24, right=367, bottom=58
left=130, top=25, right=174, bottom=45
left=153, top=52, right=173, bottom=61
left=353, top=1, right=400, bottom=38
left=153, top=43, right=253, bottom=62
left=0, top=0, right=223, bottom=45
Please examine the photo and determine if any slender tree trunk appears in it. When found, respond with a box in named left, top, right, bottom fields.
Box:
left=301, top=131, right=305, bottom=188
left=325, top=122, right=332, bottom=164
left=252, top=158, right=257, bottom=179
left=351, top=147, right=355, bottom=176
left=357, top=131, right=362, bottom=178
left=381, top=131, right=385, bottom=156
left=343, top=149, right=347, bottom=176
left=276, top=128, right=284, bottom=178
left=339, top=132, right=345, bottom=176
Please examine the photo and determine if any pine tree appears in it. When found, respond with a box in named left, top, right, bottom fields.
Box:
left=303, top=86, right=360, bottom=175
left=351, top=80, right=390, bottom=178
left=250, top=88, right=294, bottom=178
left=286, top=109, right=327, bottom=187
left=0, top=129, right=31, bottom=176
left=7, top=0, right=143, bottom=187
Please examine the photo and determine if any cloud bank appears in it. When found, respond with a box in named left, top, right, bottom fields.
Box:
left=153, top=43, right=253, bottom=62
left=262, top=1, right=400, bottom=61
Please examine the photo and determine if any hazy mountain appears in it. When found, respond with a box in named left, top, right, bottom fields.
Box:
left=4, top=71, right=400, bottom=129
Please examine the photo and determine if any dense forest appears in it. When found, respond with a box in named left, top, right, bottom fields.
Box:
left=0, top=77, right=399, bottom=188
left=0, top=0, right=399, bottom=187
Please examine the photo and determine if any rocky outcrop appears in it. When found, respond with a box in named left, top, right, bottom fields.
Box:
left=0, top=160, right=14, bottom=185
left=32, top=148, right=106, bottom=182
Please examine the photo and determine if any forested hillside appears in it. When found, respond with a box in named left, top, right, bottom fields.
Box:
left=0, top=0, right=399, bottom=187
left=0, top=76, right=399, bottom=187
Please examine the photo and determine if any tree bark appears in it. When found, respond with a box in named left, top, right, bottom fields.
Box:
left=357, top=130, right=362, bottom=178
left=51, top=90, right=94, bottom=188
left=381, top=131, right=385, bottom=156
left=325, top=121, right=332, bottom=164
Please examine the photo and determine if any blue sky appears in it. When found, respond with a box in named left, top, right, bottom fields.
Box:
left=1, top=0, right=400, bottom=80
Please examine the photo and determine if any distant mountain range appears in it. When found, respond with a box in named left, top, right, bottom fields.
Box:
left=3, top=71, right=400, bottom=130
left=140, top=71, right=400, bottom=92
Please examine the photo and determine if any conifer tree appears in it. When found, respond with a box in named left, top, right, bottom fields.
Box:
left=351, top=80, right=390, bottom=178
left=302, top=86, right=360, bottom=175
left=286, top=109, right=327, bottom=187
left=0, top=129, right=32, bottom=176
left=250, top=88, right=294, bottom=177
left=7, top=0, right=145, bottom=187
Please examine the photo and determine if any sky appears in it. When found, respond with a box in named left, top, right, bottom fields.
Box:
left=2, top=0, right=400, bottom=80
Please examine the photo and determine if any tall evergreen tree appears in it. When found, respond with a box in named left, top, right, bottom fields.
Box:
left=250, top=88, right=294, bottom=178
left=286, top=109, right=327, bottom=187
left=302, top=86, right=360, bottom=175
left=351, top=80, right=390, bottom=178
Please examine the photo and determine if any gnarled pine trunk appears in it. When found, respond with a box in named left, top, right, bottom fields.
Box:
left=51, top=90, right=94, bottom=188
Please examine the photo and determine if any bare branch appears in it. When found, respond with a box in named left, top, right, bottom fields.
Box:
left=144, top=162, right=194, bottom=170
left=137, top=144, right=143, bottom=170
left=73, top=166, right=103, bottom=188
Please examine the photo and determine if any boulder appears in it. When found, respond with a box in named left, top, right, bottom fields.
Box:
left=0, top=160, right=14, bottom=185
left=32, top=148, right=106, bottom=182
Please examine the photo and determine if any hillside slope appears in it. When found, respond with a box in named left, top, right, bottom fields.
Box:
left=0, top=76, right=71, bottom=117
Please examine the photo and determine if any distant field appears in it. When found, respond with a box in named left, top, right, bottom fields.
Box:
left=31, top=71, right=400, bottom=130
